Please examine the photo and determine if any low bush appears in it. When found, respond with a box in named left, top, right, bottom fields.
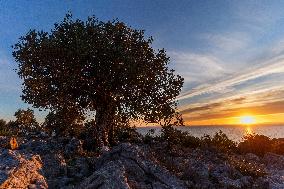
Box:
left=238, top=134, right=272, bottom=156
left=271, top=139, right=284, bottom=154
left=161, top=125, right=201, bottom=148
left=0, top=120, right=17, bottom=136
left=238, top=134, right=284, bottom=156
left=8, top=109, right=42, bottom=137
left=201, top=130, right=237, bottom=152
left=113, top=125, right=142, bottom=144
left=143, top=129, right=158, bottom=144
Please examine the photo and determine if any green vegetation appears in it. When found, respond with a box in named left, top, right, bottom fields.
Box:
left=0, top=109, right=41, bottom=137
left=0, top=119, right=13, bottom=136
left=161, top=125, right=201, bottom=148
left=201, top=131, right=237, bottom=152
left=13, top=108, right=40, bottom=136
left=42, top=110, right=85, bottom=137
left=238, top=133, right=284, bottom=156
left=12, top=13, right=183, bottom=148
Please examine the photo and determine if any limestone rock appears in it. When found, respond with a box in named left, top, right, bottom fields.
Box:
left=263, top=153, right=284, bottom=170
left=79, top=143, right=187, bottom=189
left=0, top=149, right=47, bottom=189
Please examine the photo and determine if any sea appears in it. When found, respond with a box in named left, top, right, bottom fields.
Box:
left=137, top=125, right=284, bottom=142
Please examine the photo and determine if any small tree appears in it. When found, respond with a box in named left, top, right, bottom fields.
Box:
left=12, top=108, right=39, bottom=136
left=0, top=119, right=11, bottom=136
left=0, top=119, right=6, bottom=129
left=13, top=13, right=184, bottom=147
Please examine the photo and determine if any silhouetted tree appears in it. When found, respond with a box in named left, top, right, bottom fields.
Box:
left=0, top=119, right=6, bottom=128
left=0, top=119, right=10, bottom=136
left=13, top=108, right=39, bottom=136
left=13, top=13, right=184, bottom=147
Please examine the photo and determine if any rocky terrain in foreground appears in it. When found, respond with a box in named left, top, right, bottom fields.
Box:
left=0, top=136, right=283, bottom=189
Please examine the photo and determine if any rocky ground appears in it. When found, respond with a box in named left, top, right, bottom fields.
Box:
left=0, top=136, right=283, bottom=188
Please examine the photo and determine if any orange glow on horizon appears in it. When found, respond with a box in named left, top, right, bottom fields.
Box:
left=185, top=112, right=284, bottom=126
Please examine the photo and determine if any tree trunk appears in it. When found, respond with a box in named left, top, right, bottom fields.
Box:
left=95, top=104, right=115, bottom=150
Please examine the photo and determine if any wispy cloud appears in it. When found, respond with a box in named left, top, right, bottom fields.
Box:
left=200, top=32, right=251, bottom=53
left=177, top=54, right=284, bottom=101
left=169, top=51, right=230, bottom=85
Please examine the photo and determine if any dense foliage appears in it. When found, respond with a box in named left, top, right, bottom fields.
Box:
left=43, top=109, right=84, bottom=137
left=201, top=131, right=237, bottom=152
left=161, top=125, right=201, bottom=148
left=0, top=109, right=40, bottom=137
left=238, top=134, right=284, bottom=156
left=0, top=119, right=12, bottom=136
left=13, top=13, right=184, bottom=146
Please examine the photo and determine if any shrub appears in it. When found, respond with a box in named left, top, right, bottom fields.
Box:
left=238, top=134, right=272, bottom=156
left=0, top=128, right=13, bottom=136
left=201, top=131, right=237, bottom=152
left=143, top=129, right=158, bottom=144
left=0, top=119, right=6, bottom=128
left=0, top=119, right=14, bottom=136
left=271, top=139, right=284, bottom=155
left=161, top=125, right=200, bottom=148
left=113, top=124, right=142, bottom=144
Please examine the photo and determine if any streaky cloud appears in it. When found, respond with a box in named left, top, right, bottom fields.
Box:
left=177, top=55, right=284, bottom=101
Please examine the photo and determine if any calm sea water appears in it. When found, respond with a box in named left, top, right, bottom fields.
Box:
left=137, top=125, right=284, bottom=142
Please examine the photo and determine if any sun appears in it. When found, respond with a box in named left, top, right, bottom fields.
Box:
left=240, top=116, right=256, bottom=125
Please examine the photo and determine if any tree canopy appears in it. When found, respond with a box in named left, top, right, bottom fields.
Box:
left=13, top=108, right=39, bottom=135
left=13, top=13, right=184, bottom=146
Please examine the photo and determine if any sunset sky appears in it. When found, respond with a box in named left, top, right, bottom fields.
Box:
left=1, top=1, right=284, bottom=125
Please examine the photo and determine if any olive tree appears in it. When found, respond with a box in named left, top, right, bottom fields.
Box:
left=13, top=14, right=184, bottom=147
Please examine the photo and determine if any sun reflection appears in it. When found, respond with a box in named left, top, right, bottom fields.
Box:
left=245, top=126, right=253, bottom=135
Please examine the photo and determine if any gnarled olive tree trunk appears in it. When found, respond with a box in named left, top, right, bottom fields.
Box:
left=95, top=104, right=115, bottom=149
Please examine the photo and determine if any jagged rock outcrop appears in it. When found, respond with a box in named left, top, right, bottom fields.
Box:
left=0, top=136, right=283, bottom=189
left=166, top=148, right=257, bottom=189
left=79, top=143, right=187, bottom=189
left=0, top=148, right=47, bottom=189
left=262, top=153, right=284, bottom=189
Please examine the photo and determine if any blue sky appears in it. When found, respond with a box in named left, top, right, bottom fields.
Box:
left=1, top=1, right=284, bottom=124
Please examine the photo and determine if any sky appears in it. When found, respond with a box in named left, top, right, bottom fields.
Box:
left=1, top=1, right=284, bottom=125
